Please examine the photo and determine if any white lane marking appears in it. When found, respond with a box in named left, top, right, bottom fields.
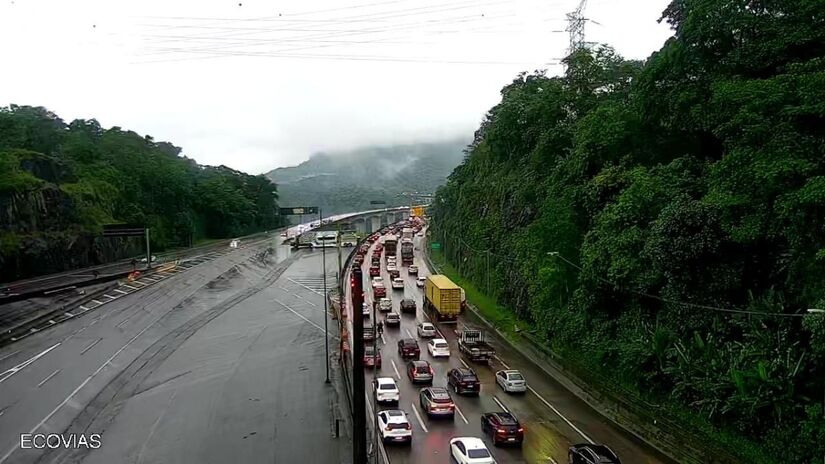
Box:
left=1, top=307, right=168, bottom=464
left=114, top=289, right=128, bottom=295
left=493, top=396, right=509, bottom=412
left=454, top=403, right=469, bottom=424
left=294, top=293, right=304, bottom=300
left=132, top=281, right=146, bottom=287
left=390, top=359, right=401, bottom=380
left=116, top=316, right=132, bottom=328
left=527, top=385, right=594, bottom=444
left=0, top=350, right=21, bottom=363
left=410, top=403, right=429, bottom=433
left=305, top=300, right=318, bottom=307
left=460, top=358, right=469, bottom=369
left=78, top=305, right=90, bottom=312
left=0, top=343, right=61, bottom=384
left=381, top=333, right=386, bottom=344
left=64, top=312, right=74, bottom=318
left=549, top=458, right=559, bottom=464
left=80, top=338, right=102, bottom=355
left=91, top=300, right=104, bottom=305
left=37, top=369, right=61, bottom=388
left=102, top=294, right=117, bottom=300
left=405, top=328, right=414, bottom=338
left=123, top=284, right=138, bottom=290
left=494, top=355, right=511, bottom=369
left=272, top=299, right=324, bottom=332
left=287, top=278, right=324, bottom=295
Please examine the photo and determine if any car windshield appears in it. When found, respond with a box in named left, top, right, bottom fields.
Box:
left=467, top=449, right=490, bottom=458
left=435, top=342, right=448, bottom=348
left=415, top=365, right=430, bottom=373
left=378, top=383, right=396, bottom=390
left=509, top=373, right=524, bottom=380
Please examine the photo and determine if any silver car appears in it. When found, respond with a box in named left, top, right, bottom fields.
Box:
left=495, top=369, right=527, bottom=393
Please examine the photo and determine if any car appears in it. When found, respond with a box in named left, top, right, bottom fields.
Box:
left=379, top=297, right=392, bottom=312
left=408, top=265, right=418, bottom=275
left=568, top=444, right=621, bottom=464
left=369, top=265, right=380, bottom=277
left=362, top=302, right=370, bottom=317
left=427, top=338, right=450, bottom=358
left=481, top=412, right=524, bottom=446
left=371, top=277, right=384, bottom=287
left=417, top=231, right=424, bottom=237
left=364, top=345, right=381, bottom=368
left=450, top=437, right=496, bottom=463
left=448, top=367, right=480, bottom=395
left=416, top=276, right=426, bottom=287
left=280, top=232, right=288, bottom=237
left=419, top=387, right=455, bottom=418
left=389, top=268, right=401, bottom=279
left=398, top=338, right=420, bottom=360
left=373, top=377, right=400, bottom=404
left=229, top=239, right=240, bottom=248
left=377, top=410, right=412, bottom=444
left=400, top=298, right=416, bottom=314
left=392, top=278, right=404, bottom=290
left=139, top=255, right=157, bottom=263
left=374, top=285, right=386, bottom=298
left=495, top=370, right=527, bottom=393
left=407, top=360, right=433, bottom=384
left=417, top=322, right=437, bottom=338
left=385, top=312, right=401, bottom=327
left=387, top=263, right=397, bottom=272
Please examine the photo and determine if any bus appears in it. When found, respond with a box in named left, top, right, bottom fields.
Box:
left=312, top=231, right=339, bottom=248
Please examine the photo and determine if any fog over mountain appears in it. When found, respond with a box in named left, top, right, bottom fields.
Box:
left=267, top=139, right=468, bottom=218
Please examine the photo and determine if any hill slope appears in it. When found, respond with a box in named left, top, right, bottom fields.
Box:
left=266, top=139, right=467, bottom=217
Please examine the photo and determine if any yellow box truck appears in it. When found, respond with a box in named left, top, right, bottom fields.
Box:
left=424, top=275, right=462, bottom=322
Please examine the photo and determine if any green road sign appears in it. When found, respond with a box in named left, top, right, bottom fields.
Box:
left=430, top=242, right=441, bottom=250
left=280, top=206, right=319, bottom=215
left=370, top=200, right=386, bottom=205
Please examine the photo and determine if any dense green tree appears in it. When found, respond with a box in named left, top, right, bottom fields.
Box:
left=431, top=0, right=825, bottom=461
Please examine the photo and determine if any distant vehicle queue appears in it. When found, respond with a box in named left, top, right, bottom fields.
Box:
left=351, top=219, right=623, bottom=463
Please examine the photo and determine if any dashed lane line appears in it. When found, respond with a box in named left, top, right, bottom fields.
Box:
left=37, top=369, right=61, bottom=388
left=454, top=402, right=469, bottom=424
left=80, top=338, right=102, bottom=355
left=494, top=355, right=511, bottom=369
left=391, top=359, right=401, bottom=380
left=527, top=385, right=594, bottom=444
left=410, top=403, right=429, bottom=433
left=460, top=358, right=470, bottom=369
left=493, top=396, right=509, bottom=413
left=0, top=343, right=61, bottom=384
left=113, top=289, right=128, bottom=295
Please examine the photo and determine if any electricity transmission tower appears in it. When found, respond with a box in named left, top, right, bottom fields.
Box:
left=565, top=0, right=589, bottom=54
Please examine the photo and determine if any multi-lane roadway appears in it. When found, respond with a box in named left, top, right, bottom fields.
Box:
left=348, top=231, right=672, bottom=464
left=0, top=238, right=350, bottom=464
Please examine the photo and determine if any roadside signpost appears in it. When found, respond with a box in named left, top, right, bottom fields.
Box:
left=102, top=224, right=151, bottom=269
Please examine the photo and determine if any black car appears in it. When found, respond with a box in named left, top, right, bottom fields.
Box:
left=400, top=298, right=417, bottom=314
left=481, top=412, right=524, bottom=446
left=569, top=444, right=621, bottom=464
left=398, top=338, right=420, bottom=360
left=447, top=367, right=480, bottom=395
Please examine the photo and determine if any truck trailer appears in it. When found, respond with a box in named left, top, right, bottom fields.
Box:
left=423, top=275, right=461, bottom=322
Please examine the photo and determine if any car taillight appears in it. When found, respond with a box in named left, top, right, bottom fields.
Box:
left=496, top=428, right=506, bottom=434
left=405, top=423, right=411, bottom=430
left=384, top=427, right=392, bottom=432
left=429, top=367, right=434, bottom=375
left=518, top=427, right=524, bottom=432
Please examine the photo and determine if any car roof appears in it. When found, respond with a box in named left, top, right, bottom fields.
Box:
left=454, top=437, right=487, bottom=449
left=431, top=338, right=447, bottom=343
left=382, top=410, right=408, bottom=423
left=376, top=377, right=396, bottom=385
left=426, top=387, right=450, bottom=399
left=386, top=312, right=400, bottom=319
left=488, top=412, right=518, bottom=425
left=455, top=367, right=476, bottom=377
left=411, top=360, right=429, bottom=367
left=400, top=338, right=417, bottom=345
left=572, top=444, right=618, bottom=462
left=502, top=369, right=522, bottom=376
left=420, top=322, right=434, bottom=327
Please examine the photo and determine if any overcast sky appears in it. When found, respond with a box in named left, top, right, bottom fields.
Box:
left=0, top=0, right=673, bottom=174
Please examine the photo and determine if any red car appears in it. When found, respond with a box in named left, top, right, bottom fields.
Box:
left=397, top=338, right=420, bottom=360
left=364, top=345, right=382, bottom=368
left=374, top=286, right=386, bottom=298
left=369, top=265, right=380, bottom=277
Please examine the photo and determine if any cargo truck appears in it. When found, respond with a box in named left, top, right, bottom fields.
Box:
left=400, top=239, right=414, bottom=265
left=423, top=275, right=461, bottom=322
left=401, top=227, right=413, bottom=240
left=383, top=234, right=398, bottom=257
left=457, top=329, right=495, bottom=362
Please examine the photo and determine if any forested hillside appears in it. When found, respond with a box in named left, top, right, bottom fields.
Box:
left=430, top=1, right=824, bottom=462
left=0, top=105, right=283, bottom=281
left=267, top=140, right=466, bottom=218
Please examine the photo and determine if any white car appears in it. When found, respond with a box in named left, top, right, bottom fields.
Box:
left=377, top=410, right=412, bottom=444
left=373, top=377, right=400, bottom=404
left=416, top=276, right=426, bottom=287
left=417, top=322, right=437, bottom=338
left=362, top=302, right=371, bottom=317
left=417, top=232, right=424, bottom=237
left=139, top=255, right=157, bottom=263
left=387, top=264, right=398, bottom=273
left=379, top=298, right=392, bottom=312
left=450, top=437, right=495, bottom=463
left=427, top=338, right=450, bottom=358
left=408, top=265, right=418, bottom=275
left=392, top=278, right=404, bottom=290
left=372, top=277, right=384, bottom=287
left=495, top=370, right=527, bottom=393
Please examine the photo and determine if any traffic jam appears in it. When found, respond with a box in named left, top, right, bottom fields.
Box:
left=347, top=219, right=624, bottom=464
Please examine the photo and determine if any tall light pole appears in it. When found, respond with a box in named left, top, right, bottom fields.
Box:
left=321, top=208, right=330, bottom=384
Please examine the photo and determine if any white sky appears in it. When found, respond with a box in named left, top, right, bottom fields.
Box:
left=0, top=0, right=673, bottom=174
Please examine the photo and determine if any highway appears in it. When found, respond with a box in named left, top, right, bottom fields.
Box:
left=348, top=231, right=673, bottom=464
left=0, top=239, right=349, bottom=464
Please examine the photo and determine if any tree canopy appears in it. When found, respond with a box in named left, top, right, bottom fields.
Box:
left=0, top=105, right=283, bottom=281
left=431, top=1, right=825, bottom=462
